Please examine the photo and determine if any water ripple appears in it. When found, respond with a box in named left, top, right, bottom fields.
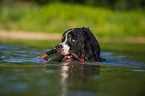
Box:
left=0, top=44, right=145, bottom=67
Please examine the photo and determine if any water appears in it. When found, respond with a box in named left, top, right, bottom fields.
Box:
left=0, top=44, right=145, bottom=96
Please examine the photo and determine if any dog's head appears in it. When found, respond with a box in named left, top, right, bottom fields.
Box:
left=55, top=27, right=100, bottom=61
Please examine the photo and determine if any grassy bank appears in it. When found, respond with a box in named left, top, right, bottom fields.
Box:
left=0, top=3, right=145, bottom=36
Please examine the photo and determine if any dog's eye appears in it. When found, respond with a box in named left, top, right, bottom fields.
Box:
left=72, top=39, right=76, bottom=43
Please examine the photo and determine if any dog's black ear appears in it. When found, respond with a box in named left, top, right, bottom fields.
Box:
left=82, top=28, right=100, bottom=61
left=82, top=27, right=90, bottom=29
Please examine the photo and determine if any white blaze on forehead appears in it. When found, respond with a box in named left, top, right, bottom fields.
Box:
left=62, top=29, right=74, bottom=44
left=60, top=29, right=74, bottom=55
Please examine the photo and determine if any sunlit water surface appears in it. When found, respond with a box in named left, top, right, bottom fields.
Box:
left=0, top=44, right=145, bottom=96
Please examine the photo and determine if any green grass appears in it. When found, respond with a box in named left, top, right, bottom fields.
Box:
left=0, top=3, right=145, bottom=36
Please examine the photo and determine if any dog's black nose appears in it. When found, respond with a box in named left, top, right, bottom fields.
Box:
left=55, top=44, right=63, bottom=49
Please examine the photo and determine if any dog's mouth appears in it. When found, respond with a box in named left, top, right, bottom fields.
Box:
left=55, top=47, right=72, bottom=61
left=62, top=52, right=84, bottom=62
left=62, top=55, right=72, bottom=61
left=45, top=48, right=83, bottom=62
left=55, top=44, right=84, bottom=62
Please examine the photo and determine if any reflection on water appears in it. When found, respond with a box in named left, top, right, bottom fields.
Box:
left=0, top=44, right=145, bottom=96
left=59, top=62, right=100, bottom=96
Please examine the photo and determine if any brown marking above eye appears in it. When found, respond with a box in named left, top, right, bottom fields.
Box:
left=62, top=37, right=64, bottom=40
left=68, top=33, right=71, bottom=37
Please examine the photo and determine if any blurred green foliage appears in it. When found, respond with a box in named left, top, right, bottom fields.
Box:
left=3, top=0, right=144, bottom=10
left=0, top=3, right=145, bottom=36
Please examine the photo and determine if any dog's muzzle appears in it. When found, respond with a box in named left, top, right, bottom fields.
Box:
left=55, top=43, right=70, bottom=55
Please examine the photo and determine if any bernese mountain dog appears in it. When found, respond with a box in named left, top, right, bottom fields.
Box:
left=55, top=27, right=101, bottom=62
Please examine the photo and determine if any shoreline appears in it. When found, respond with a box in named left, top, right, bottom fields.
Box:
left=0, top=30, right=145, bottom=44
left=0, top=30, right=61, bottom=40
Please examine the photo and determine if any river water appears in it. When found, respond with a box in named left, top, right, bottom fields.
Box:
left=0, top=43, right=145, bottom=96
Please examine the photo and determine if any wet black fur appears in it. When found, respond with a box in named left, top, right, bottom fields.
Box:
left=62, top=27, right=101, bottom=61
